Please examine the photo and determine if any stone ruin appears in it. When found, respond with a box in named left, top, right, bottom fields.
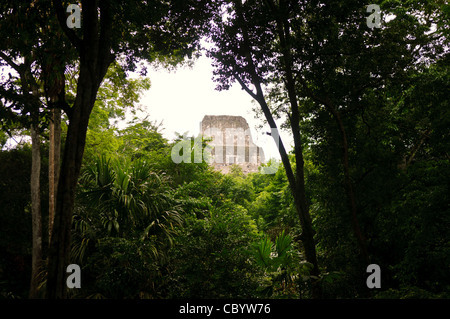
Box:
left=200, top=115, right=265, bottom=174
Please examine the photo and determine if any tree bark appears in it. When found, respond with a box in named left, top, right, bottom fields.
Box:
left=29, top=122, right=42, bottom=299
left=48, top=107, right=61, bottom=242
left=46, top=71, right=99, bottom=299
left=18, top=56, right=44, bottom=299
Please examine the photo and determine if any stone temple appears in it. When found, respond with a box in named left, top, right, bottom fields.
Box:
left=200, top=115, right=265, bottom=174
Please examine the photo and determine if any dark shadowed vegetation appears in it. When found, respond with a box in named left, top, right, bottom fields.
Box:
left=0, top=0, right=448, bottom=299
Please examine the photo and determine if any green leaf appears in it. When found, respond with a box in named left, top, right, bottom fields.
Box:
left=255, top=236, right=273, bottom=268
left=274, top=230, right=292, bottom=258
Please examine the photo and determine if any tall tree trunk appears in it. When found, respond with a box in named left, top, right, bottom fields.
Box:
left=254, top=90, right=321, bottom=298
left=280, top=58, right=321, bottom=298
left=46, top=55, right=112, bottom=299
left=46, top=77, right=96, bottom=299
left=273, top=3, right=321, bottom=297
left=48, top=107, right=61, bottom=242
left=29, top=122, right=42, bottom=299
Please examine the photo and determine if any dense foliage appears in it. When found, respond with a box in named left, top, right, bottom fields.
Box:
left=0, top=0, right=448, bottom=300
left=1, top=98, right=448, bottom=298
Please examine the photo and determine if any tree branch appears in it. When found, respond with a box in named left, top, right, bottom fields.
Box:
left=0, top=52, right=22, bottom=74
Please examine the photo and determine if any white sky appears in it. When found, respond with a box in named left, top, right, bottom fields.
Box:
left=138, top=54, right=293, bottom=161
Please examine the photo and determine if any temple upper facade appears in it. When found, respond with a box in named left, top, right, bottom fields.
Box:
left=200, top=115, right=265, bottom=174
